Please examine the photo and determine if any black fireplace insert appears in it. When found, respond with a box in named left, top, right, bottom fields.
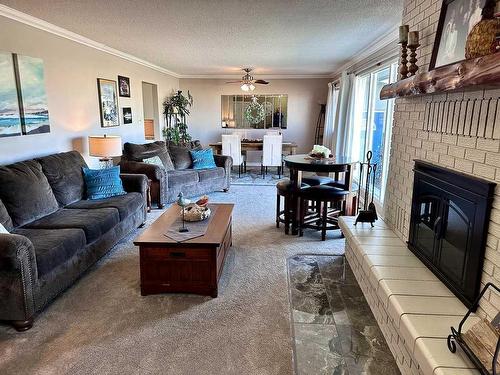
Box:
left=408, top=160, right=496, bottom=308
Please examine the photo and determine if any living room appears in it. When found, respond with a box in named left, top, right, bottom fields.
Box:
left=1, top=1, right=500, bottom=374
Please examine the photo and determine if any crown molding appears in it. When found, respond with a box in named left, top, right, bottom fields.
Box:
left=0, top=4, right=181, bottom=78
left=179, top=74, right=332, bottom=79
left=329, top=24, right=399, bottom=78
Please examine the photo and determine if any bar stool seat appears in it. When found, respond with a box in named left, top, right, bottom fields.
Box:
left=301, top=175, right=335, bottom=186
left=298, top=185, right=349, bottom=240
left=276, top=179, right=309, bottom=234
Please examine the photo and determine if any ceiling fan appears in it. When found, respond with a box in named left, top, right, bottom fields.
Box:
left=226, top=68, right=269, bottom=92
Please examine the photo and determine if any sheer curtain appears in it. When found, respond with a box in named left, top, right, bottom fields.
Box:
left=323, top=72, right=356, bottom=156
left=322, top=82, right=339, bottom=151
left=333, top=72, right=356, bottom=156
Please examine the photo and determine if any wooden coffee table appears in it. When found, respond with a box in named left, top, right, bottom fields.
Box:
left=134, top=203, right=234, bottom=297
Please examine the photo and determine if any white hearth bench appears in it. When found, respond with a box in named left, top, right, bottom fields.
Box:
left=339, top=216, right=481, bottom=375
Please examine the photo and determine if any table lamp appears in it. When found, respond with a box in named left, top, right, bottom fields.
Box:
left=88, top=135, right=122, bottom=168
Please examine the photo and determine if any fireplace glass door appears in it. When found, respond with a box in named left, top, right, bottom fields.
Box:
left=436, top=197, right=473, bottom=287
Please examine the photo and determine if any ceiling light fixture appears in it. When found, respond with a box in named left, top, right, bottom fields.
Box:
left=227, top=68, right=269, bottom=92
left=240, top=83, right=256, bottom=92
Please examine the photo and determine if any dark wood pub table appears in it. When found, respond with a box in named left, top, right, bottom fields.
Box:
left=283, top=154, right=357, bottom=235
left=134, top=203, right=234, bottom=297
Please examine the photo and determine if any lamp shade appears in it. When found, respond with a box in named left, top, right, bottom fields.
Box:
left=88, top=135, right=122, bottom=158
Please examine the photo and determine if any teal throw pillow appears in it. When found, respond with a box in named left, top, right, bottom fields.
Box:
left=82, top=166, right=126, bottom=200
left=190, top=149, right=217, bottom=169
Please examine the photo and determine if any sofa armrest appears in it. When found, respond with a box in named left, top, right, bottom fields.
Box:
left=119, top=160, right=166, bottom=182
left=214, top=154, right=233, bottom=170
left=120, top=173, right=148, bottom=195
left=0, top=233, right=37, bottom=321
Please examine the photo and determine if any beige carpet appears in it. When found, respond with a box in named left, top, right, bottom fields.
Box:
left=0, top=185, right=344, bottom=375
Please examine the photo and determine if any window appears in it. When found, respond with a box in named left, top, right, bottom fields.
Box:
left=349, top=62, right=397, bottom=204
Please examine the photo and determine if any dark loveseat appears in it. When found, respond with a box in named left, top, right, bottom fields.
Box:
left=120, top=141, right=232, bottom=207
left=0, top=151, right=148, bottom=331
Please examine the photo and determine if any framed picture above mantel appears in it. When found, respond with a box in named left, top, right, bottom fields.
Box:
left=430, top=0, right=487, bottom=70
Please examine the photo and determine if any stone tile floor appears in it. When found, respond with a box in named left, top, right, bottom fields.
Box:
left=288, top=255, right=401, bottom=375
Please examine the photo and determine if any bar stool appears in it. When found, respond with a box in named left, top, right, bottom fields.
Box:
left=276, top=179, right=309, bottom=234
left=301, top=175, right=335, bottom=186
left=298, top=185, right=349, bottom=241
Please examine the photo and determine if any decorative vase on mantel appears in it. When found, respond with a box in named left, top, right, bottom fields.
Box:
left=465, top=0, right=500, bottom=59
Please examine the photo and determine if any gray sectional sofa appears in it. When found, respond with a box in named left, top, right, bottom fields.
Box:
left=0, top=151, right=148, bottom=331
left=120, top=141, right=232, bottom=207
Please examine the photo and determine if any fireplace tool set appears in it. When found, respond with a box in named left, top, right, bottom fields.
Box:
left=354, top=151, right=378, bottom=226
left=448, top=282, right=500, bottom=375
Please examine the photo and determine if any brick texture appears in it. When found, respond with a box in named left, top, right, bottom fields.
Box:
left=384, top=0, right=500, bottom=319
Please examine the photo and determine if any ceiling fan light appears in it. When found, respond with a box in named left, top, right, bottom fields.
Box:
left=241, top=83, right=250, bottom=92
left=248, top=84, right=256, bottom=91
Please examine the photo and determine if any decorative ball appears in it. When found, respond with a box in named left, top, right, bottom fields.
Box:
left=465, top=18, right=500, bottom=59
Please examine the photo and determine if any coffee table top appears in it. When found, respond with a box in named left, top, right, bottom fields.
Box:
left=134, top=203, right=234, bottom=247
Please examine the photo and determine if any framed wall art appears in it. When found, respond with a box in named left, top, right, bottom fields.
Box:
left=97, top=78, right=119, bottom=127
left=0, top=52, right=22, bottom=138
left=122, top=107, right=132, bottom=124
left=430, top=0, right=486, bottom=70
left=118, top=75, right=130, bottom=97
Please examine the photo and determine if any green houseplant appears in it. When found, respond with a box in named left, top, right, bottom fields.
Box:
left=162, top=90, right=194, bottom=145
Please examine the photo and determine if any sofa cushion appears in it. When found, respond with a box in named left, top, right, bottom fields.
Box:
left=168, top=144, right=193, bottom=169
left=24, top=208, right=120, bottom=244
left=66, top=192, right=143, bottom=221
left=82, top=166, right=126, bottom=200
left=167, top=170, right=199, bottom=188
left=37, top=151, right=88, bottom=206
left=0, top=160, right=59, bottom=227
left=13, top=228, right=86, bottom=277
left=0, top=199, right=13, bottom=232
left=197, top=167, right=225, bottom=182
left=124, top=141, right=174, bottom=170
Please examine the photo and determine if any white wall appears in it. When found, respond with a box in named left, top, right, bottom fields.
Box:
left=0, top=16, right=179, bottom=167
left=179, top=78, right=329, bottom=153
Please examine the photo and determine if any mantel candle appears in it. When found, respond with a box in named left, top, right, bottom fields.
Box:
left=399, top=25, right=409, bottom=43
left=408, top=31, right=419, bottom=46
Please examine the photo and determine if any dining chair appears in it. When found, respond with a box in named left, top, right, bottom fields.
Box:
left=222, top=134, right=246, bottom=178
left=262, top=134, right=283, bottom=178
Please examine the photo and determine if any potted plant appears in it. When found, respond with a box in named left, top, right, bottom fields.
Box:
left=162, top=90, right=193, bottom=145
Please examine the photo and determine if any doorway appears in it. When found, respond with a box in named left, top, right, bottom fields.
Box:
left=142, top=82, right=160, bottom=140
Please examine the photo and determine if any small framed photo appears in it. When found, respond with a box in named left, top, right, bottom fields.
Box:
left=122, top=107, right=132, bottom=124
left=430, top=0, right=486, bottom=70
left=118, top=75, right=130, bottom=97
left=97, top=78, right=119, bottom=127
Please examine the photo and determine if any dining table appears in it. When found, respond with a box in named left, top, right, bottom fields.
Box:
left=283, top=154, right=358, bottom=235
left=209, top=140, right=298, bottom=155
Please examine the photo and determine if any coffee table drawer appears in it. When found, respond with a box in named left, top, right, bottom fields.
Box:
left=142, top=247, right=211, bottom=260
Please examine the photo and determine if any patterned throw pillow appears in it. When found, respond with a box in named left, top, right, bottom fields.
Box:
left=142, top=156, right=164, bottom=167
left=82, top=166, right=126, bottom=200
left=190, top=149, right=217, bottom=170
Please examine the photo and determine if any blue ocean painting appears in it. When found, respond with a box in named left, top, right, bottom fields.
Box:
left=0, top=52, right=22, bottom=138
left=16, top=54, right=50, bottom=135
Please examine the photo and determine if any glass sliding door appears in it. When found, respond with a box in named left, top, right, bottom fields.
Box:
left=349, top=62, right=397, bottom=204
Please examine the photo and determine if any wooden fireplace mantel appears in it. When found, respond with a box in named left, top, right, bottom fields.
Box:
left=380, top=53, right=500, bottom=100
